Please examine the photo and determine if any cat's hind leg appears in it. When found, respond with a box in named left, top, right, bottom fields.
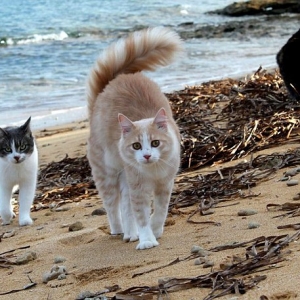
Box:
left=119, top=171, right=138, bottom=242
left=151, top=181, right=173, bottom=239
left=0, top=184, right=15, bottom=225
left=96, top=174, right=123, bottom=235
left=89, top=146, right=123, bottom=235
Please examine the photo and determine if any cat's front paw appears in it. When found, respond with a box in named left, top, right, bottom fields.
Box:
left=0, top=211, right=15, bottom=225
left=1, top=219, right=12, bottom=226
left=19, top=217, right=33, bottom=226
left=136, top=239, right=159, bottom=250
left=123, top=232, right=139, bottom=242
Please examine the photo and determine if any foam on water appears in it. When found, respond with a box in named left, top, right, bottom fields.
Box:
left=0, top=0, right=298, bottom=130
left=16, top=31, right=69, bottom=45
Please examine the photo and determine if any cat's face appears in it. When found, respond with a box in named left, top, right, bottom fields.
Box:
left=118, top=108, right=173, bottom=166
left=0, top=117, right=35, bottom=164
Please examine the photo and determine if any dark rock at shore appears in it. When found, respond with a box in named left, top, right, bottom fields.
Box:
left=210, top=0, right=300, bottom=16
left=177, top=14, right=299, bottom=40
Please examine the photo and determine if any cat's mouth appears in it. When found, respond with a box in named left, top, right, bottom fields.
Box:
left=13, top=158, right=24, bottom=164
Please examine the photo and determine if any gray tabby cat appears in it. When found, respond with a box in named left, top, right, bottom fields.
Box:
left=0, top=117, right=38, bottom=226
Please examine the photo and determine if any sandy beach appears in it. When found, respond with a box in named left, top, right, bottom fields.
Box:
left=1, top=73, right=300, bottom=300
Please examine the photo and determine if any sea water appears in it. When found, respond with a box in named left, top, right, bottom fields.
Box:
left=0, top=0, right=298, bottom=130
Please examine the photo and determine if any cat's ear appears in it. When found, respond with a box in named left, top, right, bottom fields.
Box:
left=118, top=114, right=134, bottom=135
left=0, top=127, right=8, bottom=137
left=20, top=117, right=31, bottom=133
left=153, top=108, right=168, bottom=131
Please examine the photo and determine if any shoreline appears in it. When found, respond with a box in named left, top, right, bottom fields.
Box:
left=2, top=63, right=278, bottom=132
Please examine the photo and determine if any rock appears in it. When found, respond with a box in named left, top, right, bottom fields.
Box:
left=16, top=251, right=37, bottom=265
left=69, top=221, right=83, bottom=232
left=210, top=0, right=300, bottom=16
left=248, top=221, right=260, bottom=229
left=76, top=291, right=95, bottom=300
left=91, top=208, right=106, bottom=216
left=293, top=194, right=300, bottom=200
left=198, top=249, right=211, bottom=257
left=57, top=274, right=67, bottom=280
left=287, top=180, right=299, bottom=186
left=54, top=256, right=66, bottom=263
left=3, top=230, right=15, bottom=238
left=284, top=168, right=299, bottom=177
left=238, top=209, right=257, bottom=216
left=191, top=245, right=210, bottom=256
left=203, top=260, right=214, bottom=268
left=42, top=265, right=67, bottom=283
left=55, top=207, right=70, bottom=212
left=191, top=245, right=205, bottom=254
left=177, top=14, right=300, bottom=41
left=280, top=176, right=289, bottom=181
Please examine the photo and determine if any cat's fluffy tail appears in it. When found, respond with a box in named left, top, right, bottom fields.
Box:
left=87, top=27, right=183, bottom=117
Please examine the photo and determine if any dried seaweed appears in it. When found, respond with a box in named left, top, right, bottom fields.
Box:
left=167, top=67, right=300, bottom=170
left=0, top=275, right=36, bottom=295
left=35, top=68, right=300, bottom=210
left=113, top=231, right=300, bottom=300
left=0, top=245, right=31, bottom=269
left=35, top=155, right=97, bottom=207
left=31, top=68, right=300, bottom=299
left=267, top=202, right=300, bottom=219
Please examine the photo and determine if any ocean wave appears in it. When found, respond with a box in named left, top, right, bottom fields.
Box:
left=18, top=31, right=68, bottom=44
left=0, top=31, right=69, bottom=46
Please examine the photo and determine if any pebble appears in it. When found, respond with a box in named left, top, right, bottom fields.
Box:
left=198, top=249, right=210, bottom=257
left=69, top=221, right=83, bottom=232
left=76, top=291, right=95, bottom=300
left=55, top=207, right=70, bottom=212
left=191, top=245, right=204, bottom=254
left=57, top=274, right=67, bottom=280
left=293, top=194, right=300, bottom=200
left=91, top=208, right=106, bottom=216
left=54, top=256, right=66, bottom=263
left=3, top=230, right=15, bottom=238
left=284, top=168, right=299, bottom=177
left=194, top=257, right=207, bottom=265
left=238, top=209, right=257, bottom=216
left=279, top=176, right=289, bottom=181
left=248, top=221, right=260, bottom=229
left=203, top=260, right=214, bottom=268
left=42, top=265, right=67, bottom=283
left=16, top=251, right=37, bottom=265
left=287, top=180, right=299, bottom=186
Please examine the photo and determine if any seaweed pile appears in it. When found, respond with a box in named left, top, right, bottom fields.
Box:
left=32, top=68, right=300, bottom=299
left=35, top=67, right=300, bottom=207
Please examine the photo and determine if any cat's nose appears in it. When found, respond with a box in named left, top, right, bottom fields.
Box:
left=14, top=156, right=20, bottom=162
left=143, top=154, right=151, bottom=160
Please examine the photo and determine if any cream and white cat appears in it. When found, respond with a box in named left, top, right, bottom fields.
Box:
left=87, top=27, right=182, bottom=249
left=0, top=117, right=38, bottom=226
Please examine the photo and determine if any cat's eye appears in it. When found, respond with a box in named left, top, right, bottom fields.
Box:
left=3, top=147, right=11, bottom=153
left=132, top=142, right=142, bottom=150
left=20, top=144, right=27, bottom=151
left=151, top=140, right=160, bottom=147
